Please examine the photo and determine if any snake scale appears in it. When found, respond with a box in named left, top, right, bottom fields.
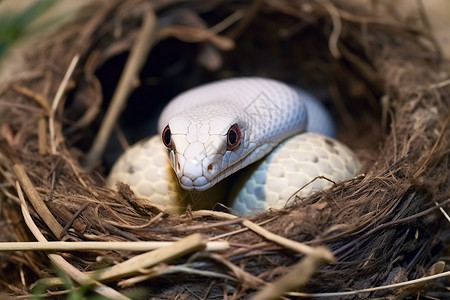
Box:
left=107, top=77, right=361, bottom=215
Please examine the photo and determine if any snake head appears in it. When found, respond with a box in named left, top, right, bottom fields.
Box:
left=161, top=112, right=244, bottom=191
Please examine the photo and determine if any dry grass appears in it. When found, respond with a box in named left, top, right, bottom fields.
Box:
left=0, top=0, right=448, bottom=298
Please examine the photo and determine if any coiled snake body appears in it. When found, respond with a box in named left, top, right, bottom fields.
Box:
left=107, top=78, right=361, bottom=214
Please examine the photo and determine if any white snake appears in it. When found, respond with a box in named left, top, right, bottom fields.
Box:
left=107, top=78, right=361, bottom=215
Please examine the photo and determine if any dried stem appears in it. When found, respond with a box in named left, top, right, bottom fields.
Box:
left=16, top=181, right=130, bottom=300
left=13, top=164, right=65, bottom=239
left=0, top=240, right=229, bottom=252
left=86, top=11, right=158, bottom=168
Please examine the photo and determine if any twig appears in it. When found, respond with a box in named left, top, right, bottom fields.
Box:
left=86, top=233, right=206, bottom=282
left=38, top=117, right=47, bottom=155
left=1, top=123, right=14, bottom=147
left=49, top=55, right=80, bottom=154
left=209, top=10, right=245, bottom=33
left=86, top=11, right=158, bottom=169
left=0, top=240, right=229, bottom=252
left=429, top=78, right=450, bottom=88
left=60, top=202, right=90, bottom=235
left=193, top=207, right=280, bottom=242
left=175, top=217, right=242, bottom=232
left=12, top=84, right=50, bottom=112
left=191, top=209, right=237, bottom=220
left=113, top=123, right=130, bottom=150
left=249, top=247, right=335, bottom=300
left=287, top=175, right=336, bottom=207
left=242, top=219, right=328, bottom=257
left=158, top=25, right=234, bottom=50
left=316, top=0, right=342, bottom=59
left=13, top=164, right=65, bottom=239
left=16, top=181, right=130, bottom=300
left=104, top=212, right=164, bottom=229
left=204, top=252, right=266, bottom=288
left=436, top=201, right=450, bottom=223
left=209, top=9, right=245, bottom=34
left=47, top=157, right=62, bottom=203
left=208, top=217, right=276, bottom=241
left=288, top=270, right=450, bottom=298
left=225, top=0, right=263, bottom=39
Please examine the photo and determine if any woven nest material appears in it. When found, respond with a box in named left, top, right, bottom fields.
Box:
left=0, top=0, right=449, bottom=299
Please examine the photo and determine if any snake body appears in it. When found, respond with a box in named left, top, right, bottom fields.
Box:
left=107, top=77, right=361, bottom=214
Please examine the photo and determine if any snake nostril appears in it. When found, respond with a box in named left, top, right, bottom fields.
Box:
left=177, top=162, right=181, bottom=170
left=207, top=163, right=214, bottom=172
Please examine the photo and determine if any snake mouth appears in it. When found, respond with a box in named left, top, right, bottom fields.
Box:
left=179, top=175, right=212, bottom=191
left=178, top=146, right=268, bottom=192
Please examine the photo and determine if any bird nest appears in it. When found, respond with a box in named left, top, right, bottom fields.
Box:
left=0, top=0, right=449, bottom=299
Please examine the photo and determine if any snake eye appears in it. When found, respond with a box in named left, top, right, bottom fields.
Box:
left=162, top=125, right=172, bottom=148
left=227, top=123, right=241, bottom=151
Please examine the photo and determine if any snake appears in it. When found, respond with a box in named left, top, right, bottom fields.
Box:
left=107, top=77, right=361, bottom=215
